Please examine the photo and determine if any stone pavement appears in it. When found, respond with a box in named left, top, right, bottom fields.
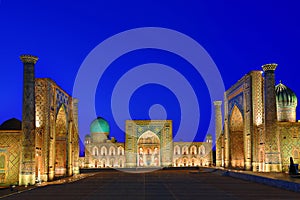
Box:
left=0, top=169, right=299, bottom=200
left=221, top=168, right=300, bottom=184
left=210, top=167, right=300, bottom=192
left=0, top=173, right=94, bottom=199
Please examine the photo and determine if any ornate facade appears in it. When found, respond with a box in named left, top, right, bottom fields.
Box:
left=215, top=64, right=299, bottom=172
left=0, top=55, right=79, bottom=186
left=83, top=119, right=212, bottom=168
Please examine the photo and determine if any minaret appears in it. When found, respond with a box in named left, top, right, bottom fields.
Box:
left=72, top=98, right=80, bottom=175
left=19, top=55, right=38, bottom=185
left=262, top=63, right=281, bottom=172
left=214, top=101, right=222, bottom=167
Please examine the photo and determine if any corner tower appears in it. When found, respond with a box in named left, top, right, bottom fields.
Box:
left=214, top=101, right=222, bottom=167
left=19, top=55, right=38, bottom=185
left=262, top=63, right=282, bottom=172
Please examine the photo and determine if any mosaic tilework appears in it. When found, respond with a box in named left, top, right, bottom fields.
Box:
left=0, top=131, right=21, bottom=185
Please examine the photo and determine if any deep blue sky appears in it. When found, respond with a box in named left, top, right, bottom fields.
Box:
left=1, top=1, right=300, bottom=149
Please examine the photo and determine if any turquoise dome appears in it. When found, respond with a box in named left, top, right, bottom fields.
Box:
left=275, top=82, right=297, bottom=107
left=90, top=117, right=110, bottom=133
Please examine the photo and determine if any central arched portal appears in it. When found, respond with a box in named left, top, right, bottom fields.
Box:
left=137, top=131, right=160, bottom=167
left=229, top=105, right=245, bottom=168
left=55, top=106, right=68, bottom=177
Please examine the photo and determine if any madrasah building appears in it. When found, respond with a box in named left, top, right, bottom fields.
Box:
left=1, top=54, right=299, bottom=187
left=82, top=119, right=213, bottom=168
left=0, top=55, right=79, bottom=186
left=215, top=64, right=300, bottom=173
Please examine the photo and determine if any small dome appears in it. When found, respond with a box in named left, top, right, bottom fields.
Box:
left=90, top=117, right=110, bottom=133
left=206, top=134, right=213, bottom=143
left=275, top=82, right=297, bottom=107
left=0, top=118, right=21, bottom=130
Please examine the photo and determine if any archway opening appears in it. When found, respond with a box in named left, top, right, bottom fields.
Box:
left=229, top=105, right=244, bottom=168
left=55, top=105, right=68, bottom=177
left=137, top=131, right=160, bottom=167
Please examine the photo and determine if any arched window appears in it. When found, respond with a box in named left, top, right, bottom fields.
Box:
left=190, top=146, right=197, bottom=155
left=191, top=158, right=195, bottom=166
left=93, top=147, right=99, bottom=156
left=119, top=159, right=124, bottom=167
left=199, top=145, right=205, bottom=156
left=110, top=159, right=114, bottom=167
left=118, top=146, right=124, bottom=155
left=182, top=146, right=188, bottom=155
left=109, top=146, right=116, bottom=156
left=101, top=146, right=107, bottom=156
left=174, top=146, right=180, bottom=155
left=183, top=158, right=187, bottom=166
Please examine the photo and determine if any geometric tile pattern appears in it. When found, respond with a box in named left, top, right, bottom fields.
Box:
left=278, top=124, right=300, bottom=172
left=56, top=88, right=69, bottom=115
left=219, top=67, right=300, bottom=173
left=125, top=120, right=173, bottom=167
left=0, top=131, right=21, bottom=185
left=33, top=78, right=79, bottom=181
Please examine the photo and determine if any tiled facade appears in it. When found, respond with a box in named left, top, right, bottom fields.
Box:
left=0, top=55, right=79, bottom=186
left=83, top=120, right=212, bottom=168
left=216, top=64, right=299, bottom=173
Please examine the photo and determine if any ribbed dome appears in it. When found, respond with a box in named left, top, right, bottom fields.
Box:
left=90, top=117, right=110, bottom=133
left=275, top=82, right=297, bottom=107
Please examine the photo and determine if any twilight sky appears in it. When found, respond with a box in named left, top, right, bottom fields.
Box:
left=0, top=0, right=299, bottom=149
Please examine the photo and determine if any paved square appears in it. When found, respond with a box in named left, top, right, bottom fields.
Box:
left=2, top=169, right=300, bottom=200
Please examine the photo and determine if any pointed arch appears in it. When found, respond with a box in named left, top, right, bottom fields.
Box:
left=93, top=146, right=99, bottom=156
left=101, top=146, right=107, bottom=156
left=55, top=105, right=68, bottom=177
left=110, top=159, right=115, bottom=167
left=137, top=130, right=160, bottom=167
left=191, top=158, right=196, bottom=166
left=118, top=158, right=125, bottom=168
left=118, top=146, right=124, bottom=155
left=190, top=145, right=197, bottom=155
left=174, top=145, right=180, bottom=155
left=199, top=145, right=205, bottom=156
left=102, top=159, right=106, bottom=168
left=109, top=146, right=116, bottom=156
left=183, top=158, right=188, bottom=166
left=229, top=105, right=244, bottom=168
left=137, top=130, right=160, bottom=144
left=182, top=146, right=189, bottom=155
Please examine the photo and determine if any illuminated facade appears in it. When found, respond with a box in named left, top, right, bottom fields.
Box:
left=0, top=55, right=79, bottom=186
left=215, top=64, right=299, bottom=172
left=83, top=119, right=212, bottom=168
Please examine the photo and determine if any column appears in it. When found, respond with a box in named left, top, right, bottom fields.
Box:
left=214, top=101, right=222, bottom=167
left=19, top=55, right=38, bottom=185
left=224, top=99, right=230, bottom=167
left=262, top=63, right=282, bottom=172
left=72, top=98, right=80, bottom=175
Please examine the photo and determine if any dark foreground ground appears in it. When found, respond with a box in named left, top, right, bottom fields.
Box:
left=1, top=169, right=300, bottom=200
